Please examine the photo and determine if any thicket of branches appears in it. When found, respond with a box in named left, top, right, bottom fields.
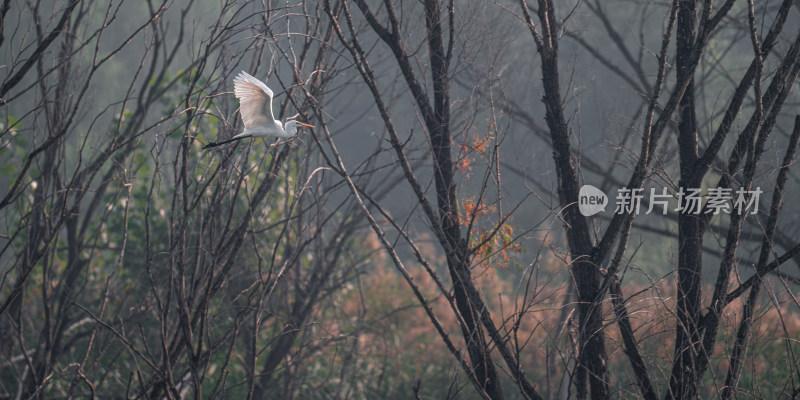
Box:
left=1, top=0, right=799, bottom=399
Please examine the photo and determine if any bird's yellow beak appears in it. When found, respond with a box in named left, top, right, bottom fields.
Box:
left=296, top=122, right=315, bottom=128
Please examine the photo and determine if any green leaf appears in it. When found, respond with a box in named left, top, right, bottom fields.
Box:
left=1, top=163, right=16, bottom=176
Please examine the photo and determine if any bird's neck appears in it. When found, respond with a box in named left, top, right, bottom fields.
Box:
left=276, top=120, right=294, bottom=138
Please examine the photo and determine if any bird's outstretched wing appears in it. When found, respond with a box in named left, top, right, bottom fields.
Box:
left=233, top=71, right=275, bottom=128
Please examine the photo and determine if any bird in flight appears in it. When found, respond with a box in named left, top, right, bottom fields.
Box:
left=204, top=71, right=314, bottom=149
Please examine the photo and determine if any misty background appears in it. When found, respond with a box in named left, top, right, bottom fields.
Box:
left=1, top=0, right=800, bottom=398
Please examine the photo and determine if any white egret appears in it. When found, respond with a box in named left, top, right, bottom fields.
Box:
left=204, top=71, right=314, bottom=149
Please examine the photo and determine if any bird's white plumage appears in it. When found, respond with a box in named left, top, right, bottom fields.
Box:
left=203, top=71, right=314, bottom=149
left=234, top=71, right=275, bottom=128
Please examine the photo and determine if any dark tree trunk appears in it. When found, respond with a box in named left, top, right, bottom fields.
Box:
left=520, top=1, right=609, bottom=398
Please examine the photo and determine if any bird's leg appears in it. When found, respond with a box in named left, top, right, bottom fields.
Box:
left=203, top=135, right=250, bottom=149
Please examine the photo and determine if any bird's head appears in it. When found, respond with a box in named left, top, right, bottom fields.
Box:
left=284, top=119, right=315, bottom=136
